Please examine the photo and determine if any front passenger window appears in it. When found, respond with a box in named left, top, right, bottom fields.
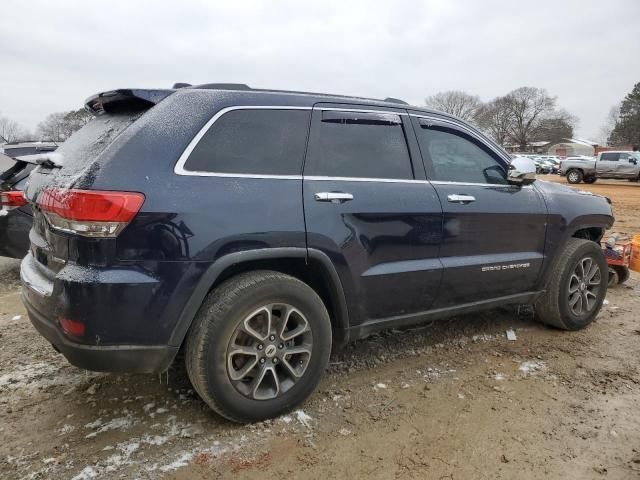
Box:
left=415, top=122, right=508, bottom=184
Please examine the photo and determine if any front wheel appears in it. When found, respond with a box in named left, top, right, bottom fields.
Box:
left=185, top=271, right=332, bottom=423
left=536, top=238, right=608, bottom=330
left=566, top=169, right=583, bottom=184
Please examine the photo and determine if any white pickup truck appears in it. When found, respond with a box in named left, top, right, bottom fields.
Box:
left=561, top=151, right=640, bottom=184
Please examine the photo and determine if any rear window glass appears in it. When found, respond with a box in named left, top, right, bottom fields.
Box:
left=52, top=111, right=143, bottom=172
left=183, top=109, right=310, bottom=175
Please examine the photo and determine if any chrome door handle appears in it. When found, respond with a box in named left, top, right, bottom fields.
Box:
left=314, top=192, right=354, bottom=203
left=447, top=194, right=476, bottom=204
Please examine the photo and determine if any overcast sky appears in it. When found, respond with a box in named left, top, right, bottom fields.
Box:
left=1, top=0, right=638, bottom=140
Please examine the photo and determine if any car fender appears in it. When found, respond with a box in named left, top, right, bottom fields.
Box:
left=167, top=247, right=350, bottom=348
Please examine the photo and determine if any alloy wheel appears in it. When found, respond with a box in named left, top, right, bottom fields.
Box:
left=226, top=304, right=313, bottom=400
left=567, top=256, right=601, bottom=316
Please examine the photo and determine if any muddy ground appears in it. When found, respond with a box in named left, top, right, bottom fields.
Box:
left=1, top=176, right=639, bottom=480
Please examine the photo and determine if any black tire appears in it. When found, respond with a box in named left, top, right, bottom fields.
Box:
left=185, top=270, right=332, bottom=423
left=566, top=169, right=583, bottom=184
left=535, top=238, right=608, bottom=330
left=612, top=265, right=630, bottom=284
left=583, top=176, right=597, bottom=184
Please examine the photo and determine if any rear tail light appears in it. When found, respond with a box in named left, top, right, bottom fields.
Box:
left=0, top=191, right=27, bottom=210
left=38, top=188, right=145, bottom=238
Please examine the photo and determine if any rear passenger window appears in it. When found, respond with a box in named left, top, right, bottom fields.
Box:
left=415, top=122, right=507, bottom=185
left=184, top=109, right=310, bottom=175
left=305, top=110, right=413, bottom=179
left=600, top=153, right=619, bottom=161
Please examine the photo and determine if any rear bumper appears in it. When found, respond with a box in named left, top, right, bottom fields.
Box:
left=20, top=253, right=180, bottom=373
left=23, top=291, right=177, bottom=373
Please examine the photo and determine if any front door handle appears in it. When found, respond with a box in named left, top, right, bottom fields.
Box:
left=447, top=194, right=476, bottom=204
left=314, top=192, right=354, bottom=203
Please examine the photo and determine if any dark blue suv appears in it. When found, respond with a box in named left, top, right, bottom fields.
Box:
left=21, top=84, right=614, bottom=422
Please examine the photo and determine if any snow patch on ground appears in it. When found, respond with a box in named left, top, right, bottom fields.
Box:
left=0, top=362, right=60, bottom=389
left=84, top=415, right=135, bottom=438
left=159, top=451, right=194, bottom=473
left=72, top=466, right=98, bottom=480
left=519, top=360, right=547, bottom=377
left=295, top=409, right=313, bottom=428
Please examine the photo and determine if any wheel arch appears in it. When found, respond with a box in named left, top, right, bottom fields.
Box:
left=168, top=248, right=351, bottom=350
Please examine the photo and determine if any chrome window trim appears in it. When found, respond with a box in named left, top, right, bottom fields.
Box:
left=174, top=105, right=312, bottom=178
left=430, top=180, right=532, bottom=189
left=305, top=175, right=425, bottom=184
left=174, top=105, right=519, bottom=185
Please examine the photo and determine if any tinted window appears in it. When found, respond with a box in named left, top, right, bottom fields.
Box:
left=415, top=123, right=507, bottom=184
left=184, top=109, right=310, bottom=175
left=306, top=110, right=413, bottom=179
left=600, top=153, right=619, bottom=161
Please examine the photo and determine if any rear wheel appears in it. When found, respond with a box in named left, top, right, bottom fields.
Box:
left=566, top=169, right=583, bottom=184
left=536, top=238, right=607, bottom=330
left=185, top=271, right=332, bottom=423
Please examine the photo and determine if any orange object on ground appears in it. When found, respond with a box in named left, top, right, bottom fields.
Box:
left=630, top=234, right=640, bottom=272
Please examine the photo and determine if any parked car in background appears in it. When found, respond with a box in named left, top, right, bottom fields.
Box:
left=0, top=142, right=59, bottom=258
left=560, top=151, right=640, bottom=184
left=534, top=158, right=552, bottom=174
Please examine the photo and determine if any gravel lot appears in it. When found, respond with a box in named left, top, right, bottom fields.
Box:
left=1, top=176, right=639, bottom=479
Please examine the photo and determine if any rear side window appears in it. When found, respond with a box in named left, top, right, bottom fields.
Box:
left=305, top=110, right=413, bottom=179
left=184, top=109, right=310, bottom=175
left=600, top=153, right=619, bottom=161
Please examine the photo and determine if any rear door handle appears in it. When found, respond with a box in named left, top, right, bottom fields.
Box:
left=447, top=194, right=476, bottom=204
left=314, top=192, right=354, bottom=203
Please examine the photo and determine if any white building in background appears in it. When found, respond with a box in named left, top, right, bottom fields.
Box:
left=546, top=138, right=598, bottom=157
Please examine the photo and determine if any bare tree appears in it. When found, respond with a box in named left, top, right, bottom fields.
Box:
left=425, top=90, right=482, bottom=122
left=504, top=87, right=556, bottom=150
left=36, top=109, right=93, bottom=142
left=596, top=105, right=620, bottom=146
left=0, top=112, right=29, bottom=143
left=475, top=97, right=512, bottom=145
left=532, top=109, right=577, bottom=144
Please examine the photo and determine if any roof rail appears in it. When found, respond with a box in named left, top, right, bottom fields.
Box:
left=190, top=83, right=251, bottom=90
left=384, top=97, right=408, bottom=105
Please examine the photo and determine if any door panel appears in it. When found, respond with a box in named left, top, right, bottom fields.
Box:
left=615, top=153, right=637, bottom=177
left=305, top=179, right=443, bottom=321
left=431, top=183, right=546, bottom=307
left=303, top=106, right=443, bottom=325
left=597, top=153, right=619, bottom=176
left=410, top=115, right=547, bottom=308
